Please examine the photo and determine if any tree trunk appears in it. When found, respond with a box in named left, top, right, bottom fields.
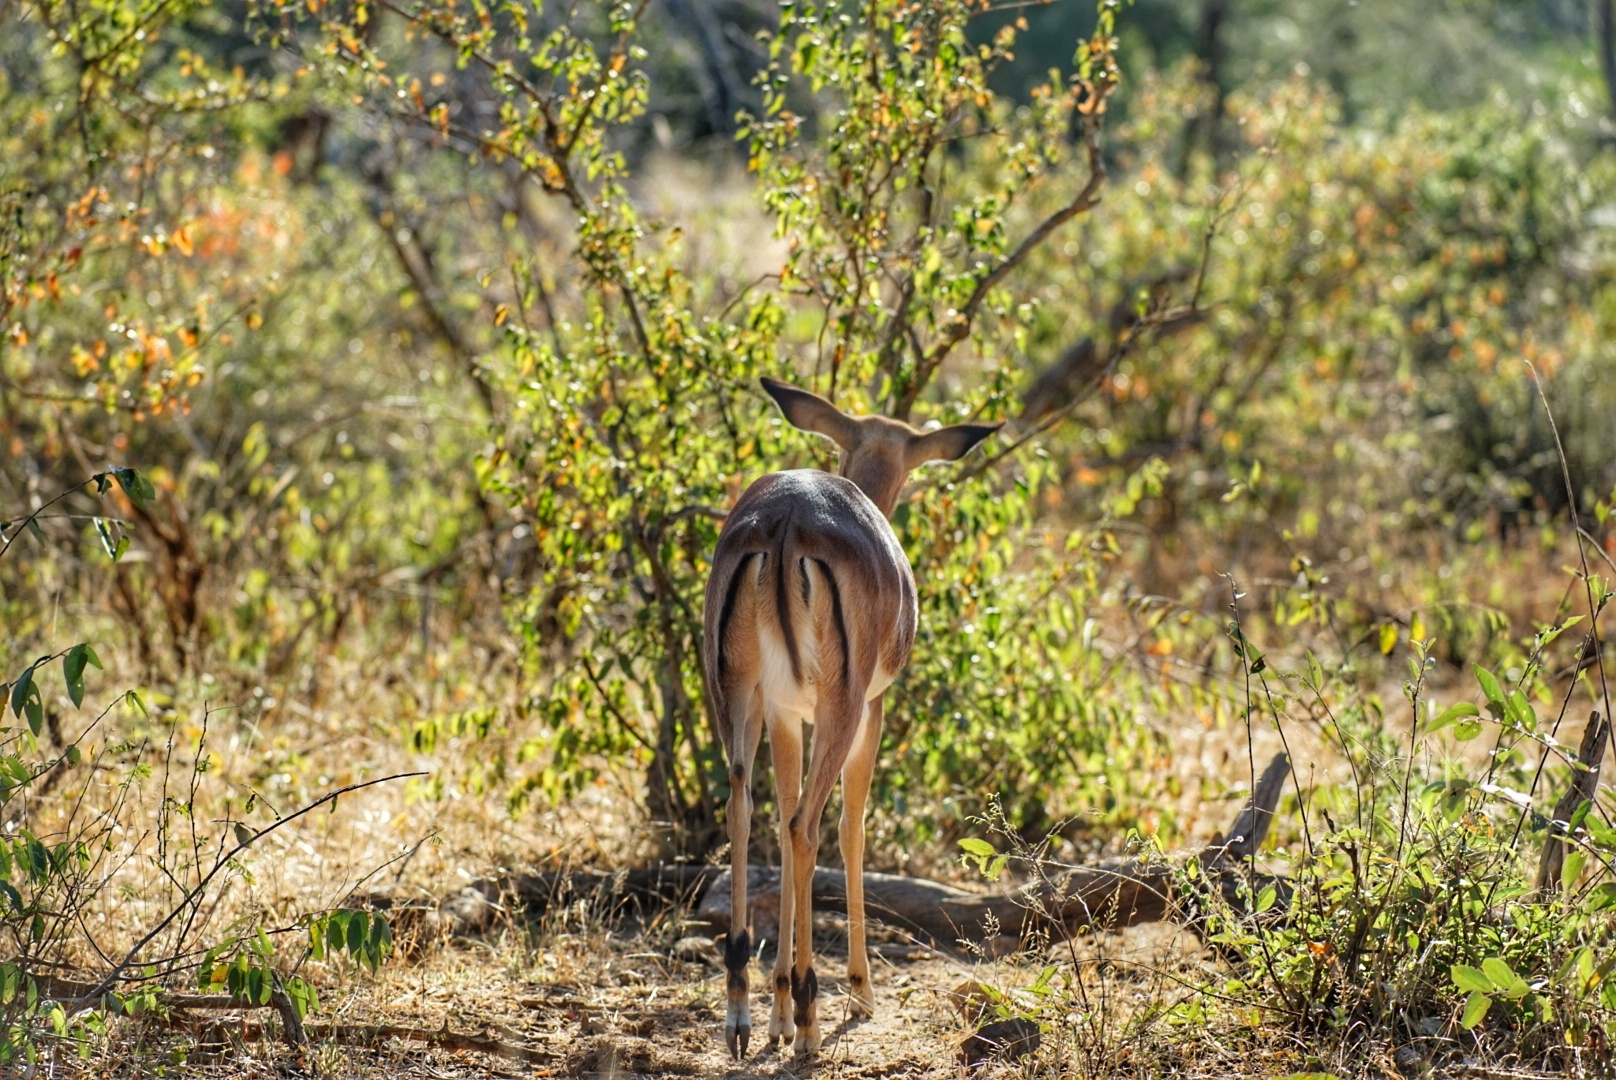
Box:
left=1600, top=0, right=1616, bottom=123
left=1192, top=0, right=1231, bottom=162
left=1535, top=712, right=1609, bottom=895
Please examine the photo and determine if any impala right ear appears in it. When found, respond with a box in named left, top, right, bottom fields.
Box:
left=760, top=376, right=860, bottom=452
left=904, top=421, right=1002, bottom=468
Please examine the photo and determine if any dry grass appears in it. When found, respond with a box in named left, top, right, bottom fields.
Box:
left=14, top=509, right=1603, bottom=1078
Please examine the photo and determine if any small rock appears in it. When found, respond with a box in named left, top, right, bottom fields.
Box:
left=425, top=883, right=500, bottom=937
left=672, top=936, right=717, bottom=964
left=959, top=1017, right=1040, bottom=1067
left=944, top=980, right=995, bottom=1025
left=1393, top=1044, right=1425, bottom=1077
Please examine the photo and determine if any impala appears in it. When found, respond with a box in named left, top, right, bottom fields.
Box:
left=704, top=376, right=1000, bottom=1057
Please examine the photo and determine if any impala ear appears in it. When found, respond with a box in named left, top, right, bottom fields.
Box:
left=904, top=421, right=1002, bottom=468
left=760, top=376, right=860, bottom=451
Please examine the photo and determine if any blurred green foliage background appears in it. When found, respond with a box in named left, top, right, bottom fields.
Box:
left=3, top=0, right=1616, bottom=1065
left=3, top=0, right=1614, bottom=845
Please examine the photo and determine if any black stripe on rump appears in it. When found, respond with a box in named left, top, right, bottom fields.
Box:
left=811, top=557, right=850, bottom=679
left=716, top=552, right=756, bottom=678
left=776, top=531, right=802, bottom=682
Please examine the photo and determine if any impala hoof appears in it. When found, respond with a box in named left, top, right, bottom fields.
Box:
left=770, top=973, right=794, bottom=1043
left=725, top=1019, right=751, bottom=1059
left=792, top=1023, right=822, bottom=1056
left=849, top=973, right=875, bottom=1018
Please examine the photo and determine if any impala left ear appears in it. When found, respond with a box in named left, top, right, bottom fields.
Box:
left=904, top=421, right=1003, bottom=468
left=760, top=376, right=861, bottom=452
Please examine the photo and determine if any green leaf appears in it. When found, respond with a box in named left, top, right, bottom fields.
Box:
left=1453, top=718, right=1484, bottom=741
left=10, top=670, right=43, bottom=737
left=1473, top=665, right=1504, bottom=706
left=1255, top=884, right=1277, bottom=913
left=958, top=838, right=996, bottom=858
left=233, top=823, right=255, bottom=849
left=1567, top=798, right=1593, bottom=832
left=245, top=967, right=267, bottom=1007
left=63, top=644, right=91, bottom=709
left=1481, top=958, right=1527, bottom=998
left=346, top=911, right=370, bottom=955
left=1426, top=701, right=1479, bottom=735
left=1505, top=690, right=1536, bottom=731
left=285, top=975, right=320, bottom=1020
left=1561, top=851, right=1587, bottom=890
left=367, top=915, right=393, bottom=970
left=10, top=667, right=35, bottom=720
left=113, top=468, right=156, bottom=508
left=1587, top=883, right=1616, bottom=911
left=1305, top=651, right=1324, bottom=689
left=1461, top=991, right=1491, bottom=1029
left=1451, top=964, right=1493, bottom=994
left=93, top=518, right=118, bottom=559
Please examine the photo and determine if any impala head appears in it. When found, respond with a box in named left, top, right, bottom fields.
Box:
left=759, top=377, right=1002, bottom=516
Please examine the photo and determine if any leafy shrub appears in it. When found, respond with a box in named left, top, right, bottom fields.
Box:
left=0, top=464, right=399, bottom=1064
left=265, top=0, right=1182, bottom=856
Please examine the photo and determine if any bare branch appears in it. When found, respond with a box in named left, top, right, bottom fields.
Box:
left=65, top=772, right=424, bottom=1012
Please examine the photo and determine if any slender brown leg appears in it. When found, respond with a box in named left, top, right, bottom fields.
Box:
left=723, top=694, right=763, bottom=1059
left=789, top=685, right=864, bottom=1054
left=840, top=697, right=882, bottom=1018
left=766, top=715, right=802, bottom=1044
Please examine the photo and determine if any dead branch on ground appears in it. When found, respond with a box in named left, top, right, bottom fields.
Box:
left=1535, top=712, right=1610, bottom=895
left=417, top=753, right=1292, bottom=952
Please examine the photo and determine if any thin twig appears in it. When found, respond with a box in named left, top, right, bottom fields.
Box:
left=59, top=772, right=424, bottom=1012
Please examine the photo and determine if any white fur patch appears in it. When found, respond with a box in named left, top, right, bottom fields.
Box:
left=758, top=612, right=819, bottom=720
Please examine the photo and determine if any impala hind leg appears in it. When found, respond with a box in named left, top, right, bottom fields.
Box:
left=722, top=693, right=764, bottom=1059
left=766, top=716, right=802, bottom=1045
left=788, top=688, right=864, bottom=1055
left=840, top=697, right=883, bottom=1018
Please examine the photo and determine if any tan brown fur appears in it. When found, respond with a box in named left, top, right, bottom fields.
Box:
left=704, top=377, right=999, bottom=1057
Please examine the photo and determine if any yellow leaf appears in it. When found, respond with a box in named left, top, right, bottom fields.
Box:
left=1379, top=622, right=1397, bottom=655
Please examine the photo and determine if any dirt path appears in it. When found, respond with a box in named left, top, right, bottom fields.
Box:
left=555, top=951, right=968, bottom=1080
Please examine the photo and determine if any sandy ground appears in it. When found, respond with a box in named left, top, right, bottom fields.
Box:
left=87, top=907, right=1239, bottom=1079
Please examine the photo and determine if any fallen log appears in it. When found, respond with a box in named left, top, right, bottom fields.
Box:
left=408, top=863, right=721, bottom=939
left=409, top=753, right=1291, bottom=951
left=694, top=751, right=1292, bottom=949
